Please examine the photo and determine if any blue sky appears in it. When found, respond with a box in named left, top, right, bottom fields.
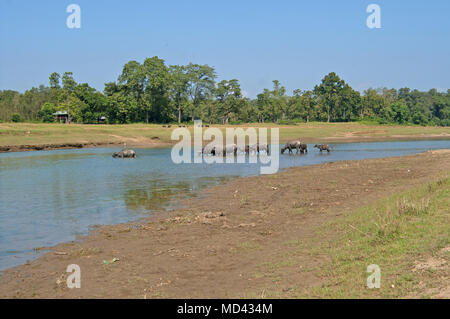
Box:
left=1, top=0, right=449, bottom=97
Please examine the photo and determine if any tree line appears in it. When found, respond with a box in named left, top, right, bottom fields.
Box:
left=0, top=56, right=449, bottom=126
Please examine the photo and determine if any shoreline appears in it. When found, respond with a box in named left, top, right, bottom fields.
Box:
left=0, top=150, right=449, bottom=298
left=1, top=134, right=449, bottom=154
left=0, top=141, right=171, bottom=153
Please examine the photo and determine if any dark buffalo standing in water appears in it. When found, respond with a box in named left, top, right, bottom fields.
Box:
left=201, top=145, right=215, bottom=156
left=314, top=144, right=330, bottom=152
left=112, top=149, right=136, bottom=158
left=113, top=144, right=136, bottom=158
left=281, top=141, right=307, bottom=154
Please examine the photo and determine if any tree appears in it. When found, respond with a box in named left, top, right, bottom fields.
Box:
left=389, top=102, right=410, bottom=124
left=290, top=89, right=317, bottom=122
left=256, top=89, right=271, bottom=123
left=58, top=72, right=78, bottom=123
left=339, top=84, right=361, bottom=121
left=216, top=79, right=242, bottom=124
left=1, top=58, right=447, bottom=127
left=169, top=65, right=189, bottom=123
left=74, top=83, right=108, bottom=123
left=271, top=80, right=290, bottom=123
left=314, top=72, right=346, bottom=122
left=411, top=111, right=428, bottom=125
left=362, top=88, right=387, bottom=118
left=62, top=72, right=77, bottom=93
left=106, top=93, right=138, bottom=124
left=141, top=57, right=172, bottom=123
left=49, top=72, right=61, bottom=89
left=117, top=57, right=171, bottom=123
left=185, top=63, right=216, bottom=121
left=117, top=60, right=145, bottom=121
left=37, top=102, right=57, bottom=122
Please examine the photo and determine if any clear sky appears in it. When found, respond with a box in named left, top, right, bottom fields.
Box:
left=1, top=0, right=449, bottom=97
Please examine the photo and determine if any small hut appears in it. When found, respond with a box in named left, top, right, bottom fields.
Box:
left=98, top=116, right=106, bottom=124
left=53, top=111, right=69, bottom=123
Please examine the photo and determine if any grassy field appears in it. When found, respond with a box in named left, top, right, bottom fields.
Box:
left=245, top=173, right=450, bottom=299
left=0, top=122, right=449, bottom=148
left=309, top=176, right=450, bottom=298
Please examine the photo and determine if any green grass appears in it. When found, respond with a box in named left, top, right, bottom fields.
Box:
left=310, top=176, right=450, bottom=298
left=240, top=176, right=449, bottom=299
left=1, top=122, right=449, bottom=147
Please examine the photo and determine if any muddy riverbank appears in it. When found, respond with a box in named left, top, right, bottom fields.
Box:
left=0, top=150, right=449, bottom=298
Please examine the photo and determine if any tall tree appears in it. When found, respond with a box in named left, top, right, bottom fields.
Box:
left=185, top=63, right=216, bottom=122
left=141, top=57, right=171, bottom=123
left=169, top=65, right=189, bottom=123
left=60, top=72, right=77, bottom=123
left=216, top=79, right=242, bottom=124
left=62, top=72, right=77, bottom=93
left=49, top=72, right=61, bottom=89
left=314, top=72, right=345, bottom=122
left=271, top=80, right=290, bottom=123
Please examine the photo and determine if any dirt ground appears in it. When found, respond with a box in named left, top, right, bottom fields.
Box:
left=0, top=150, right=449, bottom=298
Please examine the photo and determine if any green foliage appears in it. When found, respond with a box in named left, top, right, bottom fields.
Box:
left=216, top=79, right=242, bottom=124
left=37, top=102, right=57, bottom=122
left=389, top=101, right=410, bottom=124
left=185, top=63, right=216, bottom=121
left=0, top=59, right=448, bottom=126
left=49, top=72, right=61, bottom=90
left=11, top=113, right=22, bottom=122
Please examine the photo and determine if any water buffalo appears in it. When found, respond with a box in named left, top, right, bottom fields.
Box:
left=202, top=145, right=216, bottom=156
left=244, top=143, right=270, bottom=155
left=281, top=141, right=307, bottom=154
left=215, top=144, right=238, bottom=156
left=257, top=143, right=270, bottom=154
left=314, top=144, right=330, bottom=152
left=112, top=149, right=136, bottom=158
left=202, top=144, right=237, bottom=156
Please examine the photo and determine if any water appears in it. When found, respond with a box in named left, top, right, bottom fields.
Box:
left=0, top=140, right=449, bottom=270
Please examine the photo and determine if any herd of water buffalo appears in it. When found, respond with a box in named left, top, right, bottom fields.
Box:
left=200, top=141, right=330, bottom=156
left=280, top=141, right=331, bottom=154
left=112, top=141, right=330, bottom=158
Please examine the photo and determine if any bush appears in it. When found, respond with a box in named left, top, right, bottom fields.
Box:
left=37, top=102, right=57, bottom=123
left=11, top=113, right=23, bottom=122
left=411, top=112, right=428, bottom=126
left=390, top=102, right=410, bottom=124
left=439, top=118, right=450, bottom=126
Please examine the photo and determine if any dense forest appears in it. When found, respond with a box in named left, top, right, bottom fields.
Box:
left=0, top=56, right=449, bottom=126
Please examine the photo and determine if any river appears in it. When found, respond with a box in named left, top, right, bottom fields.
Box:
left=0, top=139, right=449, bottom=270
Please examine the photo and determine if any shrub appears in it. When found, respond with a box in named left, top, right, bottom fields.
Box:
left=397, top=198, right=430, bottom=216
left=411, top=112, right=428, bottom=125
left=37, top=102, right=57, bottom=123
left=11, top=113, right=23, bottom=122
